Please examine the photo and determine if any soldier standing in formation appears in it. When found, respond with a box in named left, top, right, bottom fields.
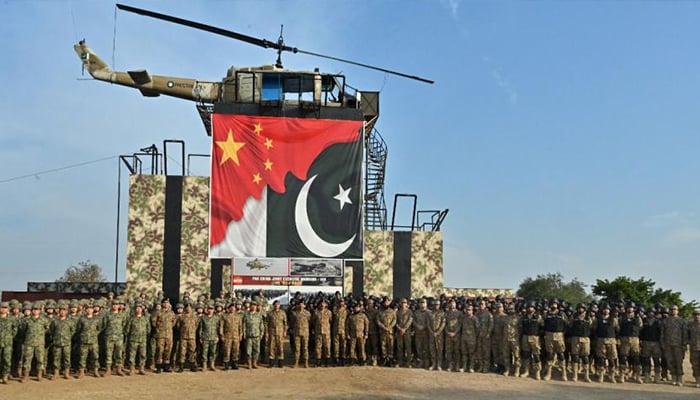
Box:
left=618, top=303, right=643, bottom=383
left=292, top=301, right=311, bottom=368
left=640, top=307, right=663, bottom=383
left=519, top=302, right=543, bottom=380
left=153, top=299, right=176, bottom=373
left=593, top=304, right=619, bottom=383
left=49, top=303, right=75, bottom=380
left=266, top=300, right=287, bottom=368
left=331, top=299, right=348, bottom=366
left=126, top=303, right=149, bottom=375
left=502, top=304, right=521, bottom=377
left=412, top=298, right=430, bottom=368
left=428, top=300, right=445, bottom=371
left=243, top=301, right=265, bottom=369
left=460, top=303, right=479, bottom=373
left=662, top=305, right=687, bottom=386
left=688, top=309, right=700, bottom=388
left=476, top=300, right=493, bottom=373
left=346, top=302, right=369, bottom=365
left=0, top=302, right=19, bottom=384
left=543, top=299, right=567, bottom=381
left=443, top=300, right=461, bottom=372
left=198, top=303, right=220, bottom=371
left=219, top=301, right=243, bottom=370
left=376, top=297, right=396, bottom=367
left=568, top=303, right=593, bottom=382
left=395, top=299, right=413, bottom=368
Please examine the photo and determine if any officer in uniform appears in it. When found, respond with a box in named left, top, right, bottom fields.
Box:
left=376, top=297, right=397, bottom=367
left=365, top=298, right=380, bottom=366
left=661, top=305, right=687, bottom=386
left=76, top=302, right=102, bottom=378
left=475, top=299, right=494, bottom=373
left=519, top=301, right=543, bottom=380
left=21, top=302, right=50, bottom=382
left=153, top=299, right=176, bottom=373
left=687, top=309, right=700, bottom=388
left=175, top=303, right=198, bottom=372
left=502, top=303, right=521, bottom=377
left=198, top=302, right=220, bottom=371
left=102, top=298, right=128, bottom=376
left=593, top=304, right=619, bottom=383
left=126, top=302, right=149, bottom=375
left=568, top=303, right=593, bottom=382
left=266, top=300, right=287, bottom=368
left=460, top=303, right=479, bottom=373
left=412, top=298, right=431, bottom=368
left=346, top=301, right=369, bottom=365
left=444, top=300, right=462, bottom=372
left=618, top=302, right=643, bottom=383
left=428, top=299, right=446, bottom=371
left=243, top=301, right=265, bottom=369
left=0, top=302, right=19, bottom=384
left=292, top=301, right=311, bottom=368
left=219, top=301, right=243, bottom=370
left=640, top=307, right=663, bottom=383
left=313, top=299, right=333, bottom=367
left=395, top=298, right=414, bottom=368
left=49, top=302, right=76, bottom=380
left=543, top=299, right=568, bottom=381
left=491, top=302, right=507, bottom=374
left=331, top=299, right=348, bottom=366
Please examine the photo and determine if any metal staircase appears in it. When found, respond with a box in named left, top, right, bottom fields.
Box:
left=364, top=124, right=388, bottom=230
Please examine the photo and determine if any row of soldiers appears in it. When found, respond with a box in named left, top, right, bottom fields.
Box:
left=0, top=294, right=699, bottom=389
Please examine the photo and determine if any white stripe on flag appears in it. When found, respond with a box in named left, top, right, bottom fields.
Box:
left=210, top=187, right=267, bottom=258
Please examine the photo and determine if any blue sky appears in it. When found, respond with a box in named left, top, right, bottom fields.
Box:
left=1, top=1, right=699, bottom=303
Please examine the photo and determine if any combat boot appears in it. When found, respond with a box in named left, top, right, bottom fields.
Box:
left=250, top=360, right=256, bottom=370
left=210, top=362, right=218, bottom=371
left=304, top=359, right=309, bottom=368
left=609, top=369, right=617, bottom=384
left=36, top=369, right=43, bottom=382
left=620, top=368, right=627, bottom=383
left=231, top=361, right=239, bottom=370
left=51, top=370, right=59, bottom=381
left=278, top=360, right=283, bottom=368
left=139, top=366, right=146, bottom=375
left=584, top=368, right=591, bottom=383
left=116, top=366, right=126, bottom=376
left=104, top=366, right=112, bottom=377
left=293, top=358, right=299, bottom=368
left=127, top=366, right=135, bottom=376
left=571, top=363, right=579, bottom=382
left=597, top=369, right=605, bottom=383
left=247, top=359, right=253, bottom=369
left=21, top=369, right=29, bottom=383
left=1, top=374, right=7, bottom=384
left=63, top=369, right=70, bottom=380
left=543, top=363, right=552, bottom=381
left=93, top=367, right=100, bottom=378
left=534, top=362, right=542, bottom=380
left=268, top=359, right=274, bottom=368
left=695, top=376, right=699, bottom=388
left=560, top=360, right=568, bottom=381
left=644, top=372, right=651, bottom=383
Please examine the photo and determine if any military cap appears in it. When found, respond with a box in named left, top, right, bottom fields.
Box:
left=601, top=303, right=611, bottom=310
left=45, top=300, right=56, bottom=309
left=249, top=300, right=258, bottom=306
left=206, top=301, right=215, bottom=309
left=195, top=303, right=204, bottom=310
left=161, top=298, right=170, bottom=304
left=0, top=302, right=9, bottom=308
left=32, top=301, right=42, bottom=310
left=693, top=309, right=700, bottom=315
left=9, top=299, right=19, bottom=307
left=59, top=302, right=69, bottom=310
left=400, top=298, right=408, bottom=304
left=69, top=300, right=79, bottom=308
left=22, top=301, right=32, bottom=310
left=176, top=303, right=184, bottom=309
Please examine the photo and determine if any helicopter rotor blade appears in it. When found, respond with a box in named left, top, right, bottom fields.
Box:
left=116, top=3, right=433, bottom=84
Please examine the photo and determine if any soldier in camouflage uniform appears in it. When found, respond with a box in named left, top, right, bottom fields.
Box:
left=460, top=303, right=479, bottom=373
left=219, top=301, right=243, bottom=370
left=346, top=302, right=369, bottom=365
left=126, top=303, right=149, bottom=375
left=593, top=304, right=619, bottom=383
left=475, top=299, right=494, bottom=373
left=76, top=303, right=102, bottom=378
left=520, top=302, right=543, bottom=380
left=21, top=302, right=50, bottom=382
left=49, top=302, right=76, bottom=380
left=395, top=299, right=413, bottom=368
left=292, top=301, right=311, bottom=368
left=428, top=300, right=445, bottom=371
left=243, top=301, right=265, bottom=369
left=365, top=298, right=380, bottom=366
left=313, top=299, right=333, bottom=367
left=687, top=309, right=700, bottom=388
left=412, top=298, right=430, bottom=368
left=502, top=304, right=521, bottom=377
left=0, top=302, right=19, bottom=384
left=491, top=303, right=506, bottom=373
left=618, top=303, right=643, bottom=383
left=543, top=299, right=568, bottom=381
left=198, top=303, right=220, bottom=371
left=661, top=304, right=687, bottom=386
left=153, top=299, right=176, bottom=373
left=102, top=299, right=128, bottom=376
left=568, top=303, right=593, bottom=382
left=376, top=297, right=397, bottom=367
left=640, top=308, right=663, bottom=383
left=444, top=300, right=462, bottom=371
left=176, top=303, right=198, bottom=372
left=266, top=300, right=287, bottom=368
left=332, top=299, right=348, bottom=366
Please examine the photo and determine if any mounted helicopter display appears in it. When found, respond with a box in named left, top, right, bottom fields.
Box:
left=74, top=3, right=433, bottom=135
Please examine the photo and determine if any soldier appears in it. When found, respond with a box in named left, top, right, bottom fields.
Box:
left=243, top=301, right=265, bottom=369
left=661, top=304, right=687, bottom=386
left=219, top=301, right=243, bottom=370
left=76, top=303, right=102, bottom=378
left=102, top=298, right=127, bottom=376
left=376, top=297, right=397, bottom=367
left=292, top=301, right=311, bottom=368
left=198, top=302, right=220, bottom=371
left=395, top=298, right=413, bottom=368
left=460, top=303, right=479, bottom=373
left=543, top=299, right=568, bottom=381
left=475, top=299, right=494, bottom=373
left=153, top=299, right=176, bottom=373
left=640, top=308, right=663, bottom=383
left=687, top=309, right=700, bottom=388
left=21, top=302, right=50, bottom=382
left=0, top=302, right=19, bottom=384
left=491, top=302, right=506, bottom=374
left=332, top=298, right=348, bottom=366
left=444, top=300, right=462, bottom=371
left=176, top=303, right=198, bottom=372
left=593, top=304, right=619, bottom=383
left=365, top=298, right=380, bottom=366
left=126, top=302, right=149, bottom=375
left=266, top=300, right=287, bottom=368
left=618, top=303, right=643, bottom=383
left=520, top=301, right=543, bottom=380
left=346, top=301, right=369, bottom=365
left=568, top=303, right=593, bottom=382
left=313, top=299, right=333, bottom=367
left=502, top=304, right=521, bottom=377
left=428, top=300, right=446, bottom=371
left=412, top=298, right=431, bottom=368
left=49, top=302, right=76, bottom=380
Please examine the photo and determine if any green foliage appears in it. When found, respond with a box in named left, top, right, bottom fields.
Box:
left=592, top=276, right=698, bottom=318
left=516, top=272, right=592, bottom=304
left=56, top=260, right=107, bottom=283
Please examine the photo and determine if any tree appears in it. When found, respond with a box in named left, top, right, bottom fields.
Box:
left=592, top=276, right=698, bottom=318
left=516, top=272, right=592, bottom=304
left=56, top=260, right=107, bottom=283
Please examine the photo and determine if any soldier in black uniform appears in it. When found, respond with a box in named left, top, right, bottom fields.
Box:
left=618, top=303, right=643, bottom=383
left=640, top=308, right=663, bottom=383
left=593, top=304, right=619, bottom=383
left=543, top=300, right=567, bottom=381
left=568, top=303, right=593, bottom=382
left=519, top=302, right=543, bottom=380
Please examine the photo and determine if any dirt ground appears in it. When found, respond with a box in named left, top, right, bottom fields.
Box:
left=2, top=362, right=698, bottom=400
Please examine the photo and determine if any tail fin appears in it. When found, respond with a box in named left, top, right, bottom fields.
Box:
left=74, top=40, right=112, bottom=77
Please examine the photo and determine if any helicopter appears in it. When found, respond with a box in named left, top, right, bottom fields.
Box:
left=74, top=4, right=433, bottom=135
left=246, top=258, right=271, bottom=270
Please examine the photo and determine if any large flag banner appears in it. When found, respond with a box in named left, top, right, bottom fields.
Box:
left=210, top=114, right=363, bottom=259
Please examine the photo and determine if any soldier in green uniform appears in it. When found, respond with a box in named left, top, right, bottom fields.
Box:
left=332, top=299, right=348, bottom=366
left=395, top=298, right=413, bottom=368
left=313, top=299, right=333, bottom=367
left=0, top=302, right=19, bottom=384
left=460, top=303, right=479, bottom=373
left=687, top=309, right=700, bottom=388
left=198, top=302, right=220, bottom=371
left=243, top=301, right=265, bottom=369
left=475, top=299, right=494, bottom=373
left=219, top=301, right=243, bottom=370
left=292, top=301, right=311, bottom=368
left=176, top=303, right=198, bottom=372
left=153, top=299, right=176, bottom=373
left=491, top=303, right=506, bottom=374
left=444, top=300, right=462, bottom=371
left=102, top=299, right=127, bottom=376
left=502, top=304, right=521, bottom=377
left=377, top=297, right=397, bottom=367
left=76, top=302, right=102, bottom=378
left=49, top=302, right=76, bottom=380
left=661, top=305, right=687, bottom=386
left=126, top=302, right=149, bottom=375
left=412, top=298, right=430, bottom=368
left=346, top=302, right=369, bottom=365
left=266, top=300, right=287, bottom=368
left=21, top=302, right=50, bottom=382
left=519, top=301, right=543, bottom=380
left=428, top=300, right=446, bottom=371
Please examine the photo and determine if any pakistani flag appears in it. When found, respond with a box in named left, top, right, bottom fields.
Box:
left=210, top=114, right=363, bottom=259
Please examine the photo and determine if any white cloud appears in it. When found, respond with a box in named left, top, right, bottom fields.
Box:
left=643, top=211, right=695, bottom=228
left=441, top=0, right=462, bottom=20
left=663, top=227, right=700, bottom=247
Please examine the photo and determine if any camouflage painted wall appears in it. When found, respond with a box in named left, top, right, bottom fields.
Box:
left=411, top=231, right=444, bottom=297
left=363, top=231, right=394, bottom=297
left=343, top=265, right=353, bottom=294
left=443, top=288, right=515, bottom=299
left=179, top=176, right=210, bottom=295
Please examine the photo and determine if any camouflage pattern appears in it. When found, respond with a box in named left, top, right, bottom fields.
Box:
left=127, top=314, right=149, bottom=368
left=177, top=311, right=198, bottom=365
left=22, top=316, right=50, bottom=370
left=442, top=288, right=515, bottom=299
left=219, top=310, right=243, bottom=364
left=198, top=314, right=220, bottom=364
left=27, top=282, right=126, bottom=294
left=126, top=174, right=166, bottom=299
left=346, top=310, right=369, bottom=362
left=363, top=231, right=394, bottom=296
left=343, top=265, right=353, bottom=295
left=77, top=315, right=102, bottom=369
left=410, top=231, right=443, bottom=296
left=266, top=309, right=287, bottom=361
left=102, top=311, right=127, bottom=367
left=332, top=305, right=348, bottom=359
left=50, top=317, right=76, bottom=371
left=0, top=315, right=19, bottom=378
left=376, top=307, right=396, bottom=359
left=179, top=176, right=210, bottom=295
